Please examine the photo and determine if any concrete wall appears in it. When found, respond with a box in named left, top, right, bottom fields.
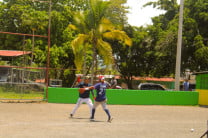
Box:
left=47, top=87, right=198, bottom=105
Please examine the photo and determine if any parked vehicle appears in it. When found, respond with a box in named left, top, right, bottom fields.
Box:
left=180, top=84, right=196, bottom=91
left=115, top=85, right=122, bottom=89
left=138, top=83, right=166, bottom=90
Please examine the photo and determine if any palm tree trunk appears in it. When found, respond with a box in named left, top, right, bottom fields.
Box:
left=91, top=35, right=97, bottom=84
left=91, top=45, right=96, bottom=84
left=83, top=45, right=87, bottom=76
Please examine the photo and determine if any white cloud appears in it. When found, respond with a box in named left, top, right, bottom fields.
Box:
left=126, top=0, right=163, bottom=27
left=126, top=0, right=180, bottom=27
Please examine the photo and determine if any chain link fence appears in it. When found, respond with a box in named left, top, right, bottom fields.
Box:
left=0, top=66, right=46, bottom=101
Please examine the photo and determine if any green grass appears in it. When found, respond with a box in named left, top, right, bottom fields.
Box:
left=0, top=91, right=44, bottom=99
left=0, top=86, right=45, bottom=99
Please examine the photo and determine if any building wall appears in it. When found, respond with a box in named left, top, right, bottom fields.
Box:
left=196, top=73, right=208, bottom=105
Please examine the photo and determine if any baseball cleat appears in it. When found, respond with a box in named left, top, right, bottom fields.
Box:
left=107, top=117, right=113, bottom=123
left=69, top=114, right=73, bottom=118
left=90, top=117, right=95, bottom=121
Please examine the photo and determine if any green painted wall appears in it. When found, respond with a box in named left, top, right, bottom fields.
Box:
left=47, top=87, right=199, bottom=105
left=195, top=72, right=208, bottom=105
left=196, top=74, right=208, bottom=89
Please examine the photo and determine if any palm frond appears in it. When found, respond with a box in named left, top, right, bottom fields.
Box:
left=97, top=39, right=113, bottom=65
left=103, top=30, right=132, bottom=46
left=69, top=0, right=132, bottom=73
left=71, top=34, right=89, bottom=70
left=68, top=24, right=77, bottom=30
left=98, top=18, right=115, bottom=33
left=88, top=0, right=110, bottom=28
left=71, top=11, right=89, bottom=33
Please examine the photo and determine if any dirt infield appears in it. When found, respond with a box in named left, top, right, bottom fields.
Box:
left=0, top=103, right=208, bottom=138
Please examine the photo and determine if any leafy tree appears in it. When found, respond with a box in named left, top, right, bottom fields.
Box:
left=0, top=0, right=77, bottom=87
left=111, top=25, right=151, bottom=89
left=194, top=35, right=208, bottom=70
left=21, top=9, right=48, bottom=64
left=144, top=0, right=179, bottom=30
left=2, top=0, right=208, bottom=89
left=107, top=0, right=128, bottom=27
left=144, top=0, right=208, bottom=76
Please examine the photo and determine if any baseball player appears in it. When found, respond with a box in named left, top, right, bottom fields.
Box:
left=70, top=76, right=94, bottom=118
left=110, top=76, right=117, bottom=89
left=90, top=76, right=113, bottom=122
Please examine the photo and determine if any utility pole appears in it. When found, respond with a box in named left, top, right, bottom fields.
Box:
left=175, top=0, right=184, bottom=91
left=45, top=0, right=52, bottom=100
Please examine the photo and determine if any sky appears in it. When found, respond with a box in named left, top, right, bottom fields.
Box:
left=126, top=0, right=181, bottom=27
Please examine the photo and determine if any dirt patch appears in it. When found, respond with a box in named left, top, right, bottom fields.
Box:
left=0, top=103, right=207, bottom=138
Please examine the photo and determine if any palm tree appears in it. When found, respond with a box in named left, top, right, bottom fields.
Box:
left=70, top=0, right=132, bottom=83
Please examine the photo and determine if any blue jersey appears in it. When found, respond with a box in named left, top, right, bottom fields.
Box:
left=94, top=82, right=108, bottom=101
left=183, top=81, right=189, bottom=91
left=77, top=82, right=92, bottom=98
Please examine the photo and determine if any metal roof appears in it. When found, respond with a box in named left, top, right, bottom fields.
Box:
left=0, top=50, right=31, bottom=57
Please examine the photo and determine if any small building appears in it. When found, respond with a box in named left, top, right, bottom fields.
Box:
left=193, top=71, right=208, bottom=106
left=0, top=50, right=32, bottom=82
left=49, top=79, right=62, bottom=87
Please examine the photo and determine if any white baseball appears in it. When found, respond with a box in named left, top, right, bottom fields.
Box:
left=190, top=128, right=194, bottom=132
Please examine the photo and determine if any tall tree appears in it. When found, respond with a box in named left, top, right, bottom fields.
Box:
left=0, top=0, right=77, bottom=87
left=144, top=0, right=179, bottom=30
left=112, top=25, right=150, bottom=89
left=143, top=0, right=179, bottom=77
left=69, top=0, right=132, bottom=83
left=107, top=0, right=128, bottom=27
left=145, top=0, right=208, bottom=75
